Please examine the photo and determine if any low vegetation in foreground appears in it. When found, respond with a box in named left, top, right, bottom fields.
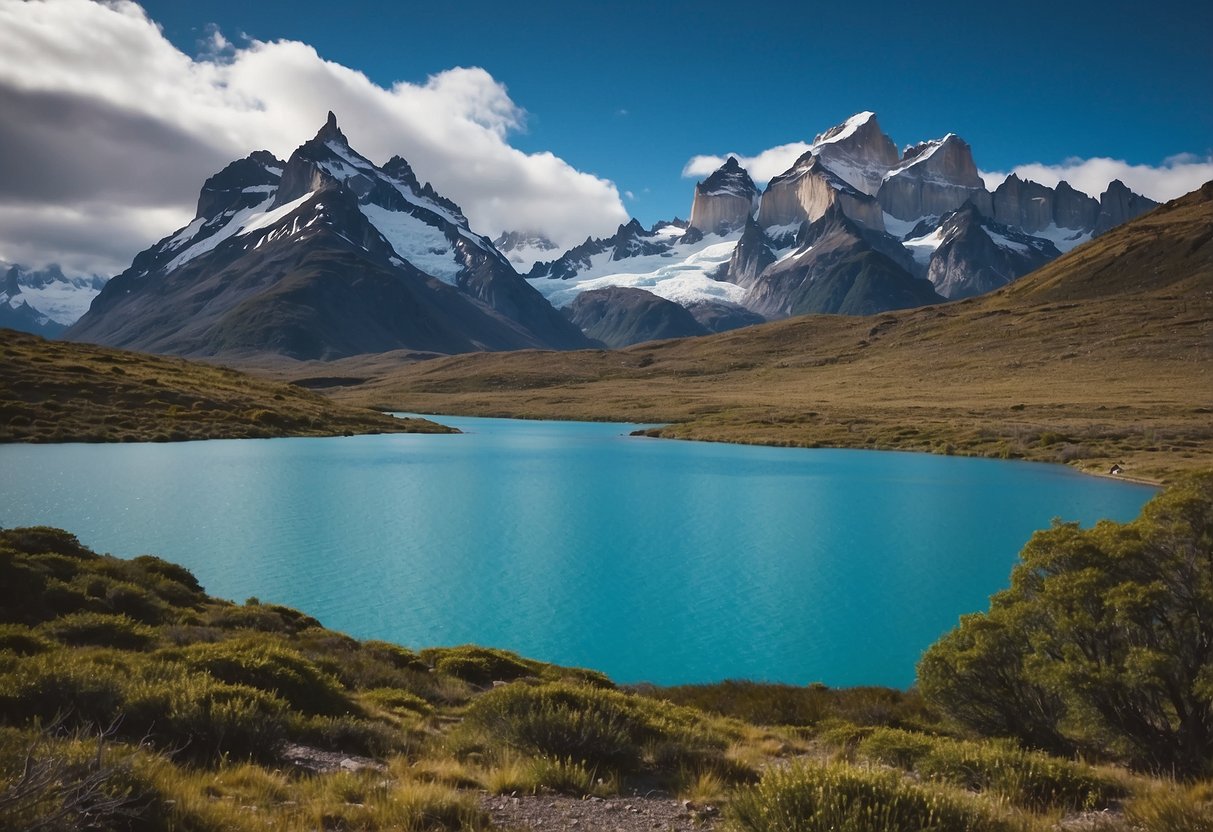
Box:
left=0, top=329, right=453, bottom=443
left=0, top=474, right=1210, bottom=831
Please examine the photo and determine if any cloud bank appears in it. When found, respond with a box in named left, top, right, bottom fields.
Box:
left=979, top=155, right=1213, bottom=203
left=0, top=0, right=627, bottom=275
left=683, top=142, right=815, bottom=184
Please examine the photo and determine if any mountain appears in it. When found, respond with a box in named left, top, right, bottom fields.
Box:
left=493, top=230, right=560, bottom=272
left=744, top=203, right=944, bottom=318
left=525, top=111, right=1160, bottom=342
left=66, top=113, right=589, bottom=359
left=565, top=286, right=708, bottom=348
left=688, top=156, right=758, bottom=233
left=310, top=182, right=1213, bottom=482
left=0, top=263, right=107, bottom=335
left=907, top=204, right=1061, bottom=299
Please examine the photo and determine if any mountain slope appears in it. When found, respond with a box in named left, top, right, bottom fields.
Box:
left=565, top=287, right=708, bottom=348
left=284, top=184, right=1213, bottom=482
left=66, top=114, right=588, bottom=359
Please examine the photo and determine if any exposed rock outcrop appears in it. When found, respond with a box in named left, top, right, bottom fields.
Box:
left=1095, top=179, right=1159, bottom=234
left=689, top=157, right=758, bottom=233
left=744, top=202, right=942, bottom=318
left=926, top=204, right=1061, bottom=299
left=808, top=111, right=900, bottom=195
left=877, top=134, right=989, bottom=220
left=1052, top=181, right=1100, bottom=231
left=757, top=154, right=885, bottom=232
left=992, top=174, right=1056, bottom=233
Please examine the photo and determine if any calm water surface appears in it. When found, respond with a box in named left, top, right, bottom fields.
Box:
left=0, top=415, right=1155, bottom=687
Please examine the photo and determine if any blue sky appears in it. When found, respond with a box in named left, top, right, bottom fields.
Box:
left=139, top=0, right=1212, bottom=225
left=0, top=0, right=1209, bottom=274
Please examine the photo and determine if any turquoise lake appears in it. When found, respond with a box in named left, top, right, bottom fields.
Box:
left=0, top=415, right=1156, bottom=687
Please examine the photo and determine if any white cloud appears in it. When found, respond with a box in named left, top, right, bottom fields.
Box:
left=0, top=0, right=627, bottom=275
left=683, top=142, right=814, bottom=184
left=980, top=155, right=1213, bottom=202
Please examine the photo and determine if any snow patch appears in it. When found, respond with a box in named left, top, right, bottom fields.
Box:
left=360, top=203, right=462, bottom=284
left=1031, top=224, right=1092, bottom=254
left=529, top=232, right=743, bottom=308
left=903, top=227, right=947, bottom=265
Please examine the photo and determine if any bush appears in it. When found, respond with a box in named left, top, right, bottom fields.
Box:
left=422, top=646, right=536, bottom=686
left=39, top=612, right=157, bottom=651
left=462, top=683, right=641, bottom=771
left=0, top=624, right=53, bottom=655
left=920, top=473, right=1213, bottom=776
left=176, top=637, right=352, bottom=716
left=728, top=761, right=1016, bottom=832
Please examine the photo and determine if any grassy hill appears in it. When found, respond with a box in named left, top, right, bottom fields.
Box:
left=0, top=329, right=453, bottom=443
left=284, top=183, right=1213, bottom=483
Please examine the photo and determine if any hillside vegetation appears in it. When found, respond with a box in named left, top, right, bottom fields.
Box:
left=286, top=183, right=1213, bottom=482
left=0, top=329, right=452, bottom=443
left=1, top=475, right=1210, bottom=830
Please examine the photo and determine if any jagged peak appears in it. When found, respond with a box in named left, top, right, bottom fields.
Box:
left=813, top=111, right=878, bottom=146
left=315, top=110, right=345, bottom=144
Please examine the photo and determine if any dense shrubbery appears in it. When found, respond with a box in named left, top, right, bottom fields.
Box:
left=728, top=761, right=1016, bottom=832
left=919, top=472, right=1213, bottom=777
left=850, top=727, right=1125, bottom=811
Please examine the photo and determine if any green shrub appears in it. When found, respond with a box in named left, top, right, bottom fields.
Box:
left=0, top=624, right=53, bottom=655
left=728, top=761, right=1016, bottom=832
left=462, top=682, right=641, bottom=770
left=913, top=736, right=1125, bottom=811
left=423, top=645, right=535, bottom=686
left=290, top=714, right=403, bottom=758
left=122, top=674, right=288, bottom=764
left=362, top=687, right=433, bottom=715
left=39, top=612, right=157, bottom=650
left=176, top=637, right=352, bottom=716
left=920, top=473, right=1213, bottom=776
left=857, top=727, right=936, bottom=769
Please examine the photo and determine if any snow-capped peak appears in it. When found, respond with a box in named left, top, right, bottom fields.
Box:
left=811, top=111, right=878, bottom=148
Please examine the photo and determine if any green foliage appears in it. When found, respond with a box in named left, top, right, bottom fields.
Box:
left=647, top=680, right=935, bottom=729
left=855, top=728, right=1123, bottom=811
left=1126, top=782, right=1213, bottom=832
left=0, top=624, right=53, bottom=655
left=175, top=637, right=352, bottom=716
left=422, top=645, right=536, bottom=686
left=919, top=473, right=1213, bottom=776
left=459, top=681, right=733, bottom=779
left=39, top=612, right=157, bottom=650
left=728, top=761, right=1017, bottom=832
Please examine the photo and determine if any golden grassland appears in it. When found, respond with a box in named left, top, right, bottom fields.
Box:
left=263, top=183, right=1213, bottom=484
left=0, top=329, right=452, bottom=443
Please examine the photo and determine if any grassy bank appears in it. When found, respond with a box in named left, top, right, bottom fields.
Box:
left=0, top=330, right=453, bottom=443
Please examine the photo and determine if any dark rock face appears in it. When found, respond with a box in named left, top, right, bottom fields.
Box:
left=727, top=217, right=780, bottom=288
left=926, top=204, right=1061, bottom=299
left=744, top=203, right=943, bottom=318
left=808, top=111, right=900, bottom=195
left=67, top=114, right=589, bottom=359
left=1095, top=179, right=1159, bottom=233
left=992, top=174, right=1056, bottom=232
left=689, top=157, right=758, bottom=233
left=1052, top=180, right=1100, bottom=230
left=683, top=299, right=765, bottom=333
left=564, top=286, right=708, bottom=348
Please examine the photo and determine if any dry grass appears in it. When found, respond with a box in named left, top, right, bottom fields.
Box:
left=0, top=329, right=454, bottom=443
